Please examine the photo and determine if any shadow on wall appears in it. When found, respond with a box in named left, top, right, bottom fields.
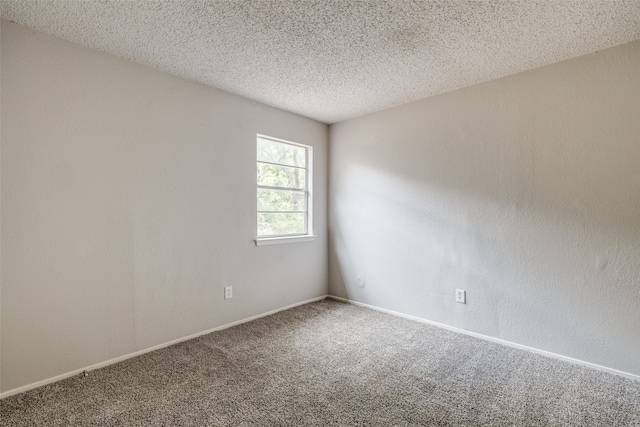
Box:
left=329, top=159, right=639, bottom=371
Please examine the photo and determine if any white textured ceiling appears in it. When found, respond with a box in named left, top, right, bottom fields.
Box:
left=2, top=1, right=640, bottom=124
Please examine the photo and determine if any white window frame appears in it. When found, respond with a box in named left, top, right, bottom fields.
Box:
left=255, top=134, right=314, bottom=246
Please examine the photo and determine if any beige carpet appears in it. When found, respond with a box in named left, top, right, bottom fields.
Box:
left=2, top=298, right=639, bottom=426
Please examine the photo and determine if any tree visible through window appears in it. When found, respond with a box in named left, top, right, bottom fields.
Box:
left=257, top=135, right=312, bottom=238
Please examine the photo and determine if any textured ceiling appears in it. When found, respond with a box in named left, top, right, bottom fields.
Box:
left=2, top=1, right=640, bottom=124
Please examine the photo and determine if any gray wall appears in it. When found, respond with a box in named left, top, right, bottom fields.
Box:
left=329, top=40, right=640, bottom=376
left=1, top=22, right=328, bottom=393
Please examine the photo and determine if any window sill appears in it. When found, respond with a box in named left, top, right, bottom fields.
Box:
left=255, top=235, right=315, bottom=246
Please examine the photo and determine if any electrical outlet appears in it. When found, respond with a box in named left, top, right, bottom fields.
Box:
left=224, top=286, right=232, bottom=300
left=455, top=289, right=466, bottom=304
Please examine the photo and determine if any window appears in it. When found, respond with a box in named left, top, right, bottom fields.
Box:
left=256, top=135, right=313, bottom=245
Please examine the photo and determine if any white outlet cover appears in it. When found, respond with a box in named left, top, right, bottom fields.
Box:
left=224, top=286, right=232, bottom=300
left=456, top=289, right=466, bottom=304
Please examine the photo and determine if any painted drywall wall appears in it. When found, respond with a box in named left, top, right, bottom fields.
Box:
left=0, top=21, right=328, bottom=393
left=329, top=40, right=640, bottom=376
left=0, top=18, right=3, bottom=393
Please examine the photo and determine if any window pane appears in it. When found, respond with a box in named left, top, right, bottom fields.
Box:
left=257, top=188, right=305, bottom=212
left=257, top=137, right=306, bottom=167
left=257, top=163, right=305, bottom=189
left=258, top=213, right=306, bottom=236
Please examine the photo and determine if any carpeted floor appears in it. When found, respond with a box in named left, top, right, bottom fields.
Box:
left=2, top=298, right=639, bottom=426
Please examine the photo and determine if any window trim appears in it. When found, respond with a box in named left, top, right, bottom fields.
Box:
left=255, top=235, right=315, bottom=246
left=255, top=134, right=314, bottom=245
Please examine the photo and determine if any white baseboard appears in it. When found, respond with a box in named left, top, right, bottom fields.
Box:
left=0, top=295, right=328, bottom=399
left=327, top=295, right=640, bottom=382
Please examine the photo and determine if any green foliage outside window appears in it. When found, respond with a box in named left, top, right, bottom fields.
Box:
left=257, top=137, right=309, bottom=237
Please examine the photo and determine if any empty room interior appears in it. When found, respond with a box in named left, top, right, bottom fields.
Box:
left=1, top=1, right=640, bottom=425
